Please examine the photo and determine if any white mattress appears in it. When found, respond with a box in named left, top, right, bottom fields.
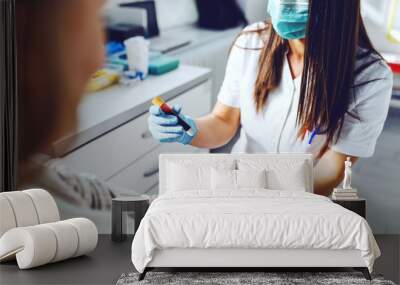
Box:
left=131, top=190, right=380, bottom=273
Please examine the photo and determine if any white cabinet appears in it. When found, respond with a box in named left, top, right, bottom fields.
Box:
left=107, top=142, right=205, bottom=194
left=62, top=108, right=157, bottom=181
left=62, top=80, right=212, bottom=194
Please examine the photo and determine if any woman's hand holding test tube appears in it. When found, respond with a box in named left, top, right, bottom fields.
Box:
left=148, top=98, right=198, bottom=145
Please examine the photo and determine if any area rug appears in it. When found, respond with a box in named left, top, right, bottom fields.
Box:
left=116, top=272, right=396, bottom=285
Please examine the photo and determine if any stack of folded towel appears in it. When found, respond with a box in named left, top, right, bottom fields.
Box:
left=332, top=188, right=359, bottom=200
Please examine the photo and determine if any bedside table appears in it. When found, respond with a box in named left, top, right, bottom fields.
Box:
left=112, top=196, right=150, bottom=242
left=332, top=198, right=366, bottom=218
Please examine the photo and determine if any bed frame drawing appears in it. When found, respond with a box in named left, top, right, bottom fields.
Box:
left=137, top=154, right=373, bottom=281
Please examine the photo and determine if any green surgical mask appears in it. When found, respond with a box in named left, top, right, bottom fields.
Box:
left=267, top=0, right=309, bottom=40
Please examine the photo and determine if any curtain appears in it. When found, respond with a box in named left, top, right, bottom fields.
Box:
left=0, top=0, right=17, bottom=192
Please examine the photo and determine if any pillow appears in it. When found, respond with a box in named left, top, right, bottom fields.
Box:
left=166, top=159, right=235, bottom=192
left=211, top=168, right=236, bottom=190
left=167, top=162, right=210, bottom=191
left=236, top=169, right=267, bottom=189
left=238, top=159, right=310, bottom=192
left=211, top=169, right=267, bottom=190
left=267, top=163, right=308, bottom=191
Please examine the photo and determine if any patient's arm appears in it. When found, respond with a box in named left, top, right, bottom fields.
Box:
left=191, top=102, right=240, bottom=149
left=314, top=149, right=358, bottom=196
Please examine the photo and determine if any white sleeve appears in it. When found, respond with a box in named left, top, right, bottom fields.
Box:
left=217, top=38, right=246, bottom=109
left=331, top=64, right=393, bottom=158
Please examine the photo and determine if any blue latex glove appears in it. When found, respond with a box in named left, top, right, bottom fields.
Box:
left=148, top=104, right=198, bottom=145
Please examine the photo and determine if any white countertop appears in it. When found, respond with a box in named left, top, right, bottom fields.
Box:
left=53, top=65, right=211, bottom=156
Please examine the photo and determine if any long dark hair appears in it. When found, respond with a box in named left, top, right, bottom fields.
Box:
left=250, top=0, right=384, bottom=157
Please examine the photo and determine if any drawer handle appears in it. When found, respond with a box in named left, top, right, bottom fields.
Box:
left=143, top=167, right=159, bottom=178
left=141, top=131, right=152, bottom=139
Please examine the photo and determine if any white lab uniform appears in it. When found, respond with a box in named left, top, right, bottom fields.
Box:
left=218, top=23, right=394, bottom=159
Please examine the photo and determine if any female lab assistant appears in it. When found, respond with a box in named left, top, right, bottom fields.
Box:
left=148, top=0, right=393, bottom=196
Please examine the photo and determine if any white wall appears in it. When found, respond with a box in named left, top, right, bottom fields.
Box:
left=237, top=0, right=269, bottom=24
left=361, top=0, right=400, bottom=54
left=154, top=0, right=198, bottom=31
left=104, top=0, right=133, bottom=10
left=105, top=0, right=270, bottom=30
left=104, top=0, right=198, bottom=31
